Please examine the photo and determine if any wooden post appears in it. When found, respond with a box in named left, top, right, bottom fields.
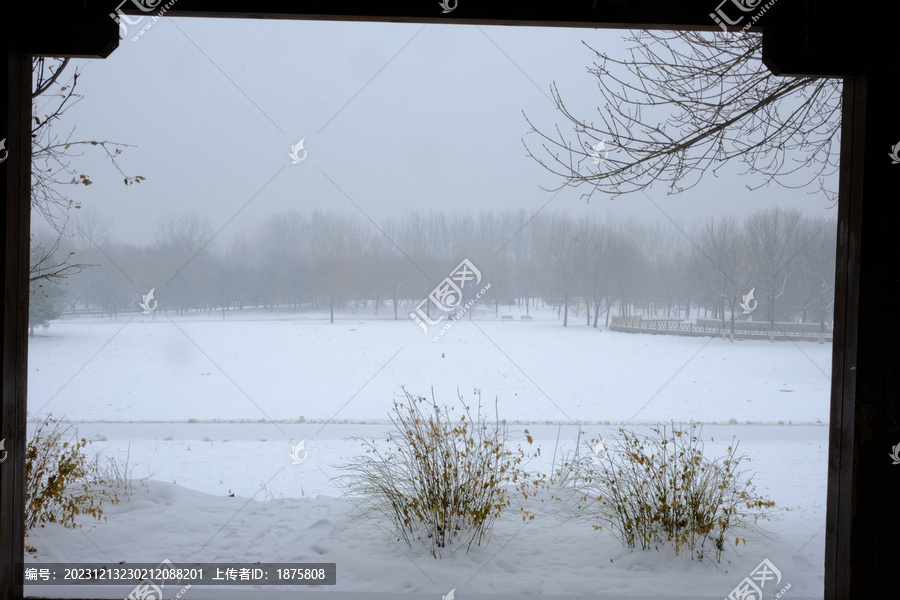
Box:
left=1, top=12, right=116, bottom=600
left=823, top=64, right=900, bottom=598
left=0, top=48, right=32, bottom=600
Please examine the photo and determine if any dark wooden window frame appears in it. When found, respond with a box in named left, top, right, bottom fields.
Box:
left=2, top=3, right=897, bottom=599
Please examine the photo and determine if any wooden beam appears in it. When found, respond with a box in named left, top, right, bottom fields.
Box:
left=825, top=3, right=900, bottom=595
left=14, top=11, right=118, bottom=58
left=763, top=27, right=863, bottom=77
left=43, top=0, right=831, bottom=32
left=30, top=1, right=861, bottom=78
left=0, top=48, right=32, bottom=600
left=130, top=0, right=740, bottom=29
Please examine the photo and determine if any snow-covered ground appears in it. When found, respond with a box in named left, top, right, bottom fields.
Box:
left=24, top=305, right=831, bottom=599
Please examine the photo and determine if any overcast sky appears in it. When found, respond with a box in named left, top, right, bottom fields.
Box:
left=46, top=17, right=838, bottom=247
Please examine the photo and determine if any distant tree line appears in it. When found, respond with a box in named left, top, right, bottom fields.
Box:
left=30, top=207, right=835, bottom=334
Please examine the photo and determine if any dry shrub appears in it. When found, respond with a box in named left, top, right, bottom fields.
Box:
left=26, top=415, right=119, bottom=533
left=339, top=387, right=544, bottom=558
left=559, top=421, right=775, bottom=562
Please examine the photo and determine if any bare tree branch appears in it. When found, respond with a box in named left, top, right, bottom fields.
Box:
left=523, top=31, right=841, bottom=204
left=30, top=58, right=145, bottom=284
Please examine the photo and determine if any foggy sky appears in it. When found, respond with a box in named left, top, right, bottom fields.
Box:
left=48, top=17, right=837, bottom=248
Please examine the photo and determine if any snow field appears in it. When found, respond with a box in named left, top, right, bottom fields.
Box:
left=24, top=307, right=831, bottom=598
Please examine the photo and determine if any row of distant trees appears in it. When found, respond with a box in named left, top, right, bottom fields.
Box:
left=29, top=206, right=836, bottom=334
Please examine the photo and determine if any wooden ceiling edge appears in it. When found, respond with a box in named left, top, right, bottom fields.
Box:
left=136, top=12, right=758, bottom=31
left=13, top=10, right=119, bottom=58
left=19, top=44, right=119, bottom=59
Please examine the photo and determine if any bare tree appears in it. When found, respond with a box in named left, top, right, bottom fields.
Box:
left=70, top=207, right=113, bottom=251
left=690, top=217, right=753, bottom=341
left=744, top=207, right=803, bottom=337
left=258, top=211, right=309, bottom=310
left=641, top=219, right=690, bottom=319
left=304, top=211, right=362, bottom=323
left=28, top=227, right=71, bottom=334
left=604, top=217, right=651, bottom=319
left=30, top=57, right=143, bottom=285
left=155, top=211, right=217, bottom=314
left=523, top=31, right=841, bottom=203
left=600, top=227, right=640, bottom=326
left=572, top=217, right=615, bottom=328
left=221, top=233, right=258, bottom=313
left=542, top=215, right=578, bottom=327
left=795, top=216, right=837, bottom=342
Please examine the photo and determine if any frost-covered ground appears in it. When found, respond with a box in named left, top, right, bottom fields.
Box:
left=24, top=305, right=831, bottom=599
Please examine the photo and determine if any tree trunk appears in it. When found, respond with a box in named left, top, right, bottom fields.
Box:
left=563, top=289, right=568, bottom=327
left=769, top=291, right=776, bottom=334
left=721, top=298, right=726, bottom=333
left=819, top=295, right=826, bottom=344
left=729, top=302, right=735, bottom=343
